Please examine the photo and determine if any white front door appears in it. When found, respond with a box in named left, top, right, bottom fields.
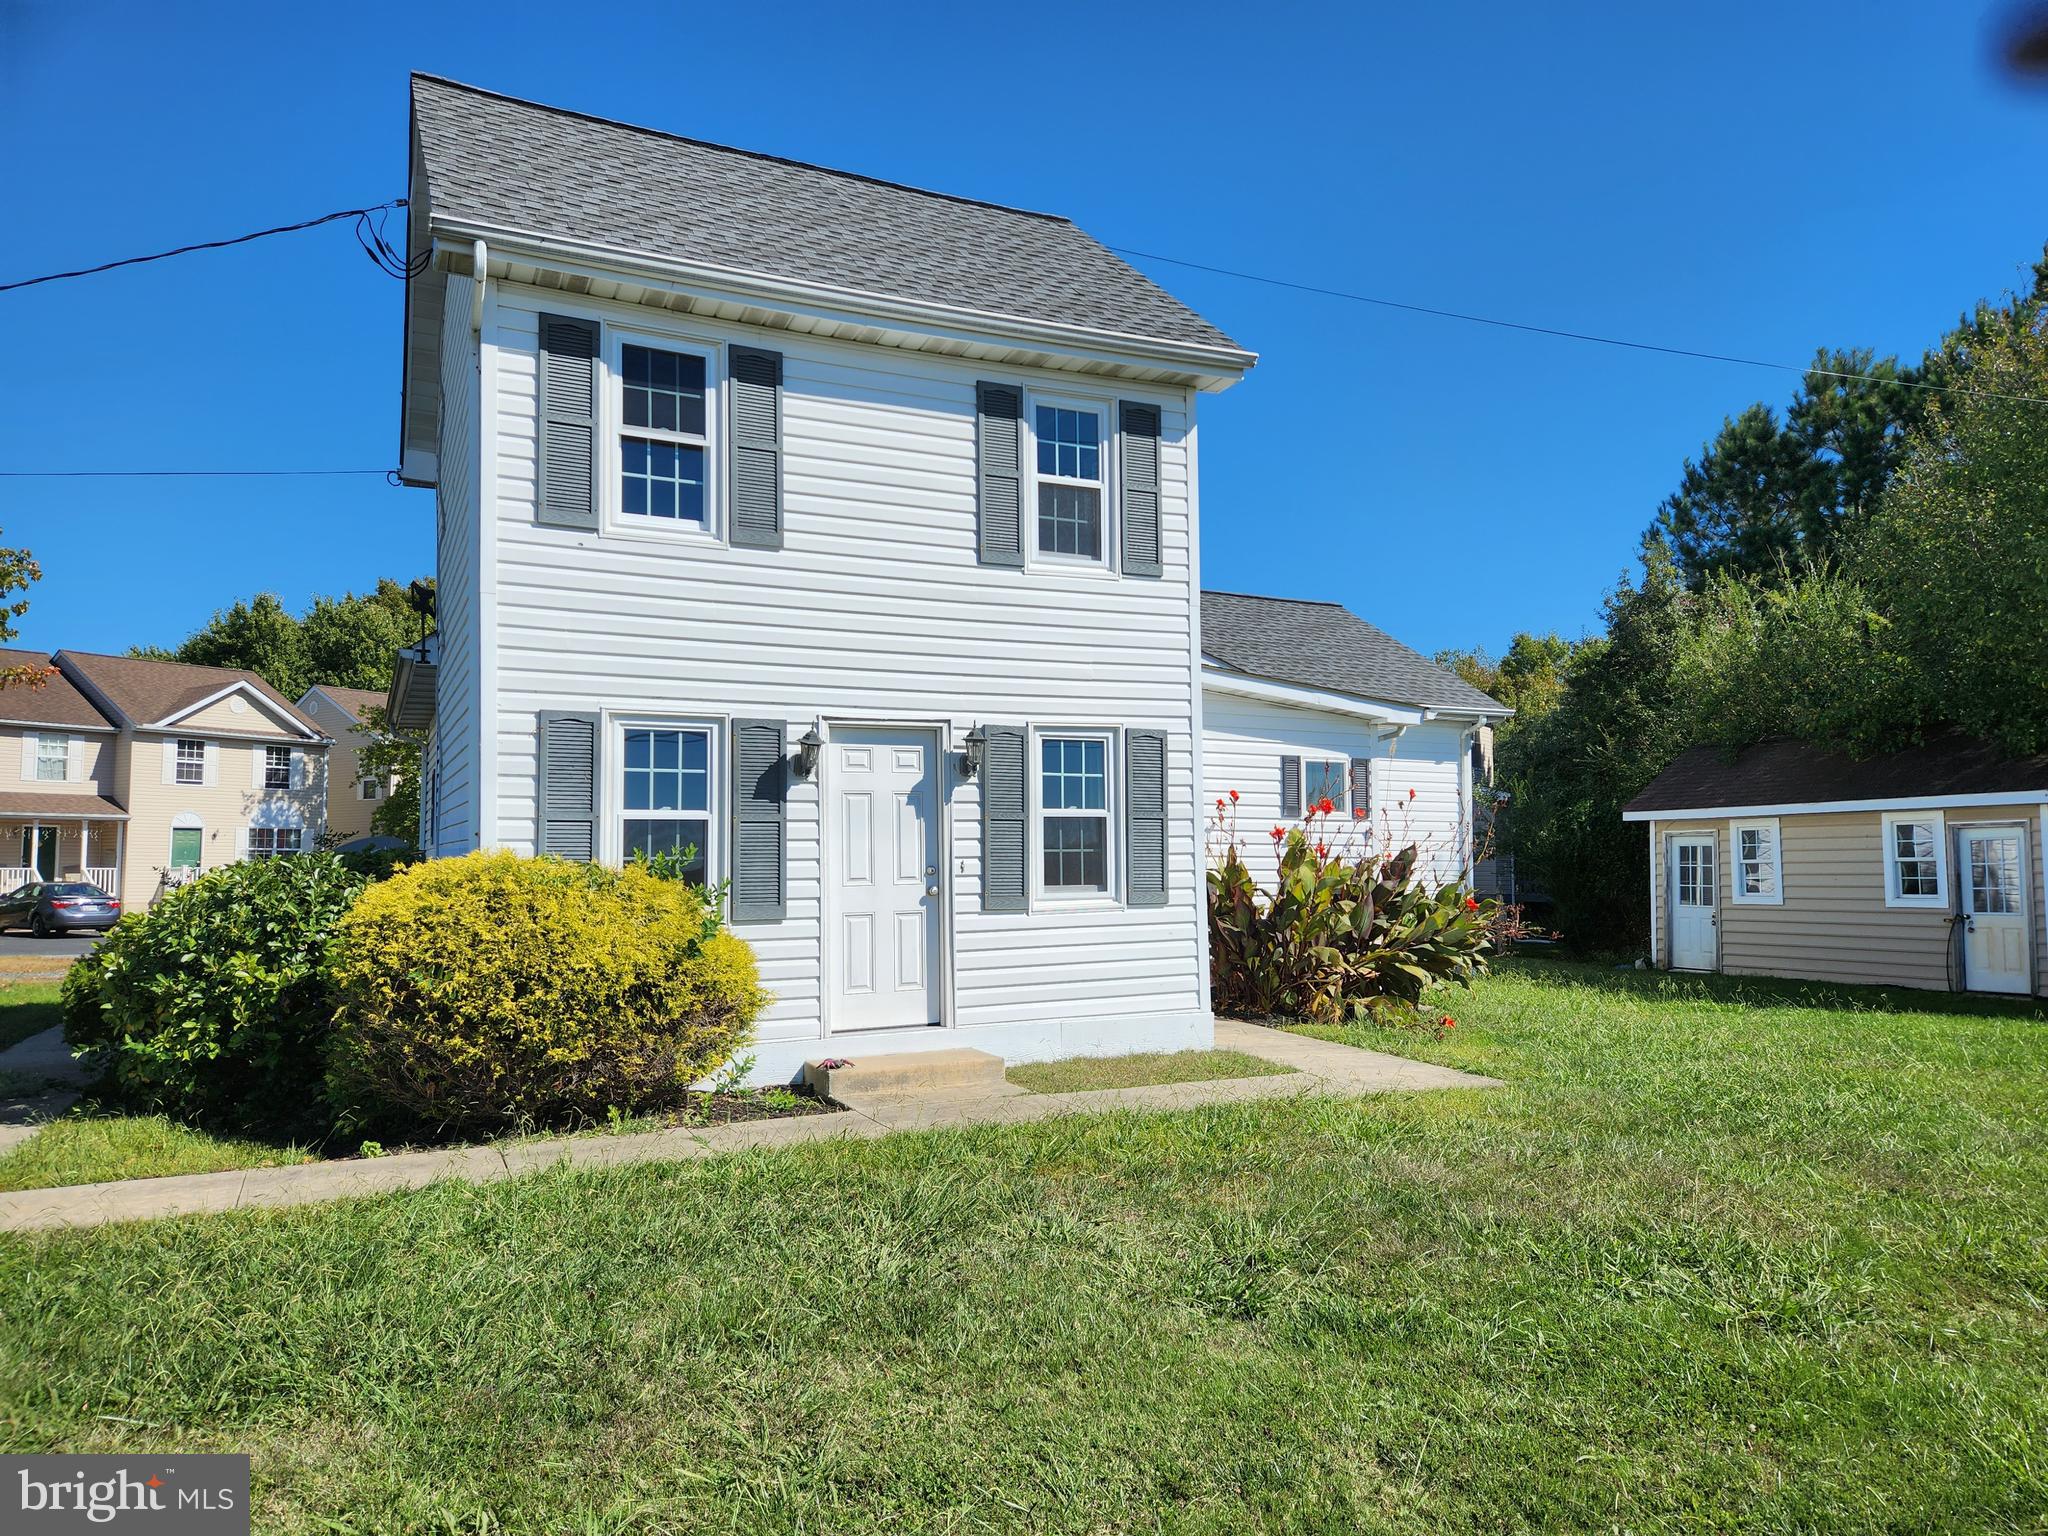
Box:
left=1668, top=835, right=1718, bottom=971
left=829, top=728, right=941, bottom=1030
left=1960, top=825, right=2030, bottom=995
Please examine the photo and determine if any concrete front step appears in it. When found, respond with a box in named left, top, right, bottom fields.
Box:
left=804, top=1046, right=1007, bottom=1100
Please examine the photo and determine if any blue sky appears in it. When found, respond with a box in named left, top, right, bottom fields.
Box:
left=2, top=1, right=2042, bottom=662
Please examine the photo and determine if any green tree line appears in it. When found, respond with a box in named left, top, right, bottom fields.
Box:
left=1444, top=247, right=2048, bottom=948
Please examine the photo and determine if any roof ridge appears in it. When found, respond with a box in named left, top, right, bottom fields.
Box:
left=412, top=73, right=1074, bottom=228
left=1202, top=589, right=1347, bottom=608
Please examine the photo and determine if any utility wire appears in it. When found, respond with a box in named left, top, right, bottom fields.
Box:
left=0, top=200, right=419, bottom=294
left=1107, top=244, right=2048, bottom=408
left=0, top=468, right=392, bottom=479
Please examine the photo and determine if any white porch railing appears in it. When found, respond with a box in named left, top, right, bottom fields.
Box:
left=0, top=866, right=30, bottom=892
left=0, top=865, right=122, bottom=894
left=86, top=867, right=119, bottom=894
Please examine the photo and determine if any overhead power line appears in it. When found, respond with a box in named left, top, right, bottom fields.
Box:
left=0, top=468, right=397, bottom=482
left=0, top=200, right=422, bottom=294
left=1107, top=244, right=2048, bottom=408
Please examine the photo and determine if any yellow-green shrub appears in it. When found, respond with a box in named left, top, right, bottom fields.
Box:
left=325, top=850, right=767, bottom=1134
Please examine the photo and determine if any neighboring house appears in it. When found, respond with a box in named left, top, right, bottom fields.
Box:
left=1624, top=735, right=2048, bottom=997
left=297, top=685, right=399, bottom=844
left=1198, top=593, right=1510, bottom=887
left=387, top=77, right=1256, bottom=1081
left=0, top=650, right=331, bottom=911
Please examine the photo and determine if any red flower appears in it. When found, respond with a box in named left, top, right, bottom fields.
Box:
left=1228, top=788, right=1239, bottom=803
left=1315, top=842, right=1328, bottom=858
left=1408, top=788, right=1417, bottom=801
left=1464, top=895, right=1479, bottom=911
left=1216, top=797, right=1226, bottom=810
left=1440, top=1015, right=1456, bottom=1030
left=1352, top=806, right=1367, bottom=820
left=1271, top=826, right=1285, bottom=841
left=1317, top=796, right=1335, bottom=816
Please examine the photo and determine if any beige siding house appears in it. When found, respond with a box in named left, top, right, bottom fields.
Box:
left=296, top=685, right=397, bottom=844
left=1626, top=736, right=2048, bottom=998
left=0, top=650, right=332, bottom=914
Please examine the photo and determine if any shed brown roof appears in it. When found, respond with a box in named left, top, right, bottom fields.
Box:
left=56, top=651, right=322, bottom=736
left=1624, top=735, right=2048, bottom=815
left=0, top=650, right=116, bottom=730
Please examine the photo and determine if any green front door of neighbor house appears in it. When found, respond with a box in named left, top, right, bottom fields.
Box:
left=169, top=827, right=202, bottom=871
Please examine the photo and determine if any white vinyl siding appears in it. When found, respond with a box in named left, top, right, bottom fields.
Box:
left=1201, top=690, right=1473, bottom=889
left=485, top=286, right=1201, bottom=1047
left=429, top=272, right=483, bottom=856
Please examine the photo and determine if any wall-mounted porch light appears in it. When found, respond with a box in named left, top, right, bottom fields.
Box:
left=793, top=724, right=825, bottom=780
left=961, top=724, right=986, bottom=779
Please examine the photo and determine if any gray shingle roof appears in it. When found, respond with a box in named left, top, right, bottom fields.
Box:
left=1623, top=735, right=2048, bottom=815
left=1201, top=592, right=1508, bottom=715
left=411, top=75, right=1245, bottom=356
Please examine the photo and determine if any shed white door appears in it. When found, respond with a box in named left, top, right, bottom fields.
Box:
left=1668, top=835, right=1717, bottom=971
left=1960, top=825, right=2030, bottom=995
left=830, top=728, right=941, bottom=1030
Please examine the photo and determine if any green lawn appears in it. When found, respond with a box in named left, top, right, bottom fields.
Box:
left=1007, top=1047, right=1293, bottom=1094
left=0, top=1115, right=315, bottom=1192
left=2, top=960, right=2044, bottom=1533
left=0, top=980, right=62, bottom=1052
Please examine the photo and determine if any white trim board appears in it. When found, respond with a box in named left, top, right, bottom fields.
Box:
left=1623, top=790, right=2048, bottom=822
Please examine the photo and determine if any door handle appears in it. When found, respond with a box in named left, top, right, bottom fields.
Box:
left=925, top=884, right=940, bottom=898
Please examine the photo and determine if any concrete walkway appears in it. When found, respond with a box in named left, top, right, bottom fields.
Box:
left=0, top=1020, right=1499, bottom=1233
left=0, top=1025, right=90, bottom=1154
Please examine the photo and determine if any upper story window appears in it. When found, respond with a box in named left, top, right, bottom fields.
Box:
left=264, top=744, right=292, bottom=790
left=622, top=725, right=713, bottom=885
left=1303, top=759, right=1347, bottom=814
left=619, top=343, right=710, bottom=528
left=1883, top=811, right=1947, bottom=908
left=1034, top=404, right=1105, bottom=564
left=33, top=735, right=67, bottom=781
left=175, top=738, right=205, bottom=786
left=1038, top=733, right=1111, bottom=895
left=359, top=777, right=382, bottom=802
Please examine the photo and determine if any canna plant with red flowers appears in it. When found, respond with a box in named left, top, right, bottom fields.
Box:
left=1207, top=799, right=1499, bottom=1023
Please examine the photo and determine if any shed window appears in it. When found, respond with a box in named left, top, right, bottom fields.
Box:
left=1882, top=812, right=1948, bottom=908
left=1730, top=819, right=1782, bottom=905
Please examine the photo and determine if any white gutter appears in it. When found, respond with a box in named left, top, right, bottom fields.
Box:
left=1620, top=789, right=2048, bottom=822
left=427, top=218, right=1260, bottom=385
left=1200, top=667, right=1426, bottom=727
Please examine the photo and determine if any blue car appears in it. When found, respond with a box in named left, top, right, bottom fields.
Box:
left=0, top=880, right=123, bottom=937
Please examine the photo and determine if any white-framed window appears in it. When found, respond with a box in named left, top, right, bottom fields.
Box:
left=1729, top=818, right=1783, bottom=905
left=1882, top=810, right=1948, bottom=908
left=359, top=777, right=382, bottom=801
left=1035, top=730, right=1114, bottom=898
left=1029, top=395, right=1112, bottom=569
left=263, top=744, right=292, bottom=791
left=610, top=331, right=718, bottom=537
left=1303, top=759, right=1347, bottom=814
left=248, top=825, right=302, bottom=860
left=33, top=735, right=68, bottom=782
left=616, top=720, right=717, bottom=886
left=174, top=738, right=206, bottom=786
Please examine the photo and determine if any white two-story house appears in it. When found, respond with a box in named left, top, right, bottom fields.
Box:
left=389, top=76, right=1256, bottom=1081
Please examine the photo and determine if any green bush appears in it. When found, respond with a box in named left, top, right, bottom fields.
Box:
left=336, top=845, right=418, bottom=884
left=62, top=854, right=367, bottom=1130
left=325, top=850, right=768, bottom=1135
left=1208, top=810, right=1496, bottom=1025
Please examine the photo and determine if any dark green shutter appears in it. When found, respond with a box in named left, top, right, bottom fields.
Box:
left=730, top=718, right=787, bottom=922
left=1119, top=401, right=1162, bottom=577
left=538, top=711, right=600, bottom=860
left=1349, top=758, right=1372, bottom=819
left=1279, top=756, right=1301, bottom=819
left=981, top=725, right=1027, bottom=911
left=1124, top=728, right=1168, bottom=907
left=729, top=345, right=783, bottom=549
left=537, top=313, right=600, bottom=530
left=976, top=383, right=1025, bottom=567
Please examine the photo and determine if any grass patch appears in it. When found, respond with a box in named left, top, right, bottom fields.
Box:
left=1007, top=1047, right=1294, bottom=1094
left=2, top=960, right=2045, bottom=1532
left=0, top=1115, right=316, bottom=1192
left=0, top=981, right=62, bottom=1052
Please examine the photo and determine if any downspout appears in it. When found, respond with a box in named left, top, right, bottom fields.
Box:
left=470, top=239, right=488, bottom=335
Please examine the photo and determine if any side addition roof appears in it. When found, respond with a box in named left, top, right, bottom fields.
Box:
left=1623, top=735, right=2048, bottom=818
left=300, top=684, right=388, bottom=727
left=0, top=651, right=116, bottom=731
left=1201, top=592, right=1509, bottom=717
